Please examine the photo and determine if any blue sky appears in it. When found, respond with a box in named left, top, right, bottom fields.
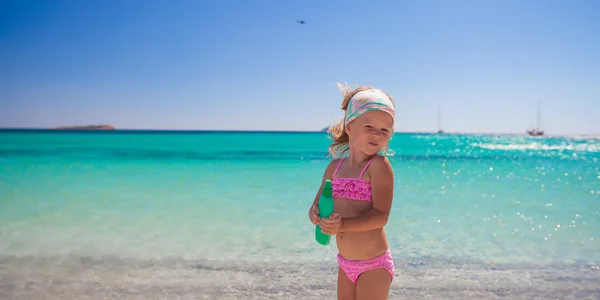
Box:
left=1, top=0, right=599, bottom=134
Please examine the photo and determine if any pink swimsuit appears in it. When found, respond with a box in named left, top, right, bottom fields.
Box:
left=331, top=156, right=395, bottom=283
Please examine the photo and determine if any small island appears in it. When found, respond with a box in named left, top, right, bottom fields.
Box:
left=51, top=124, right=116, bottom=130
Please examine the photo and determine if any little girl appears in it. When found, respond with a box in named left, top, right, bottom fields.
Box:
left=309, top=84, right=396, bottom=300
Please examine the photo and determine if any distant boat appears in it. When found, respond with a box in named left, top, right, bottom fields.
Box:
left=527, top=128, right=544, bottom=136
left=526, top=100, right=544, bottom=136
left=321, top=126, right=330, bottom=132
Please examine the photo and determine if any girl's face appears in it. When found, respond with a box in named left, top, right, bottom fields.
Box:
left=345, top=110, right=394, bottom=156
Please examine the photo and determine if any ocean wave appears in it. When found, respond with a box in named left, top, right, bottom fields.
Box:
left=0, top=148, right=332, bottom=161
left=1, top=147, right=596, bottom=162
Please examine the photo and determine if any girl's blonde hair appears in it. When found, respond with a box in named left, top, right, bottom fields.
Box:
left=327, top=83, right=394, bottom=158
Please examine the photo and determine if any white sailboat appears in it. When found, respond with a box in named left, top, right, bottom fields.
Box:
left=526, top=100, right=544, bottom=136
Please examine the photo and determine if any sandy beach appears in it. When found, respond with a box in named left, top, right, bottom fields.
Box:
left=1, top=255, right=599, bottom=299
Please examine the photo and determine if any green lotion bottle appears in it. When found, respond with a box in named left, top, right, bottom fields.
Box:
left=315, top=179, right=334, bottom=245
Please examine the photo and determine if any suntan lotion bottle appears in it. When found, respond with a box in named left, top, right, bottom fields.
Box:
left=315, top=179, right=334, bottom=245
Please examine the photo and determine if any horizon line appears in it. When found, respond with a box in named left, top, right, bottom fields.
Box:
left=0, top=127, right=598, bottom=137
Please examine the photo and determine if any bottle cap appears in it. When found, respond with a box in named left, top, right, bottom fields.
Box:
left=322, top=179, right=332, bottom=197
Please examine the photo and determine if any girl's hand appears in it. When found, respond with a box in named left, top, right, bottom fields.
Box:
left=319, top=213, right=342, bottom=235
left=309, top=202, right=320, bottom=225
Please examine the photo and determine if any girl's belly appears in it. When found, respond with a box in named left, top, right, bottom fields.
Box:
left=334, top=198, right=389, bottom=260
left=336, top=229, right=388, bottom=260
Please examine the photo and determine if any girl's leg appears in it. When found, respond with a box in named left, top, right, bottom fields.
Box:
left=355, top=268, right=392, bottom=300
left=337, top=267, right=356, bottom=300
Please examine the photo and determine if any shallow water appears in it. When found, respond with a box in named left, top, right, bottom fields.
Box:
left=1, top=130, right=599, bottom=298
left=1, top=255, right=599, bottom=299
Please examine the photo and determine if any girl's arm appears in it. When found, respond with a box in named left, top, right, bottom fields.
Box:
left=339, top=156, right=394, bottom=232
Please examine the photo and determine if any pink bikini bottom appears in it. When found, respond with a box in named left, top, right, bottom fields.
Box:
left=337, top=249, right=395, bottom=284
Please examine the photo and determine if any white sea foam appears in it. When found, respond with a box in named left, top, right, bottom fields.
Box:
left=471, top=142, right=600, bottom=152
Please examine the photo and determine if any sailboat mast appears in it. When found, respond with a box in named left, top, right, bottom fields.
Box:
left=438, top=107, right=441, bottom=130
left=436, top=106, right=445, bottom=134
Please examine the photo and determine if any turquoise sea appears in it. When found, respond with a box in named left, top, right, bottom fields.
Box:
left=1, top=130, right=599, bottom=299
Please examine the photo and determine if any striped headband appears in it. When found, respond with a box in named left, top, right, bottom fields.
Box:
left=344, top=89, right=395, bottom=125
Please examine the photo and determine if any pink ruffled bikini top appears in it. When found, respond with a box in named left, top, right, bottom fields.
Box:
left=331, top=156, right=377, bottom=202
